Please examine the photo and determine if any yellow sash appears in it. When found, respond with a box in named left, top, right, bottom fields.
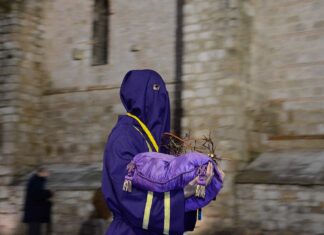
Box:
left=127, top=112, right=159, bottom=152
left=128, top=113, right=170, bottom=235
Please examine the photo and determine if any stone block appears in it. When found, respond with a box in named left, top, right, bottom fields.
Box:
left=0, top=201, right=16, bottom=213
left=72, top=48, right=84, bottom=60
left=266, top=190, right=280, bottom=200
left=314, top=191, right=324, bottom=202
left=228, top=0, right=239, bottom=9
left=0, top=107, right=17, bottom=115
left=296, top=191, right=312, bottom=201
left=1, top=142, right=15, bottom=154
left=0, top=166, right=11, bottom=176
left=3, top=41, right=18, bottom=50
left=183, top=24, right=201, bottom=33
left=0, top=187, right=9, bottom=199
left=261, top=220, right=277, bottom=231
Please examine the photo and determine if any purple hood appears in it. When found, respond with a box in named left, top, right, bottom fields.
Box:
left=120, top=69, right=171, bottom=146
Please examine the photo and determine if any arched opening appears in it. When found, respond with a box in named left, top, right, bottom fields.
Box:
left=92, top=0, right=109, bottom=66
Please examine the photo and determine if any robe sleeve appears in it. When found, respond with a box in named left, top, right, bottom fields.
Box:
left=102, top=128, right=186, bottom=235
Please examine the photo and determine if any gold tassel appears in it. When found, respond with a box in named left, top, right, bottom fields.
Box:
left=123, top=179, right=132, bottom=192
left=195, top=185, right=206, bottom=198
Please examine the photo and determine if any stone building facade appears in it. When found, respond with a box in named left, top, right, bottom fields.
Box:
left=0, top=0, right=324, bottom=234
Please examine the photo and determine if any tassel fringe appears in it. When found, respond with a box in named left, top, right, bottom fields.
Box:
left=123, top=179, right=132, bottom=192
left=195, top=185, right=206, bottom=198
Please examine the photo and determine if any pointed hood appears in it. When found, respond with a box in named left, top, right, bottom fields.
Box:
left=120, top=69, right=171, bottom=145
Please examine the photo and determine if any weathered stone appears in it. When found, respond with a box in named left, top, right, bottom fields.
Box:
left=0, top=201, right=16, bottom=213
left=0, top=166, right=11, bottom=176
left=0, top=187, right=9, bottom=198
left=72, top=48, right=84, bottom=60
left=236, top=150, right=324, bottom=185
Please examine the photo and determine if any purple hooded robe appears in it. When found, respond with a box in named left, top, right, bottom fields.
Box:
left=101, top=70, right=197, bottom=235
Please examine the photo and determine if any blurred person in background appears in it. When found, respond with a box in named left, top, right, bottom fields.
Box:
left=102, top=70, right=214, bottom=235
left=23, top=167, right=53, bottom=235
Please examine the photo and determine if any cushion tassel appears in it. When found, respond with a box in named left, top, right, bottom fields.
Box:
left=123, top=161, right=135, bottom=192
left=195, top=165, right=207, bottom=198
left=195, top=184, right=206, bottom=198
left=123, top=179, right=132, bottom=192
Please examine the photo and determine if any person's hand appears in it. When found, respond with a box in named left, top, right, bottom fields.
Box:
left=184, top=176, right=198, bottom=198
left=184, top=162, right=214, bottom=198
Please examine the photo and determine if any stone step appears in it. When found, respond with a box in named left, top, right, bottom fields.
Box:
left=236, top=149, right=324, bottom=185
left=266, top=135, right=324, bottom=150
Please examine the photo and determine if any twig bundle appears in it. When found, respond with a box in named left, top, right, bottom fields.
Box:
left=161, top=132, right=229, bottom=165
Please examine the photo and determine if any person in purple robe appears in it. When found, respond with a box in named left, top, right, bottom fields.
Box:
left=101, top=69, right=214, bottom=235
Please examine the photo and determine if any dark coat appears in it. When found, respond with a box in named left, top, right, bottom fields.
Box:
left=23, top=174, right=53, bottom=223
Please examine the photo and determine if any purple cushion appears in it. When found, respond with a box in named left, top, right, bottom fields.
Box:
left=123, top=151, right=223, bottom=211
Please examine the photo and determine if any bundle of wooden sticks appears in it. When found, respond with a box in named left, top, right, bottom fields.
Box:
left=161, top=132, right=229, bottom=165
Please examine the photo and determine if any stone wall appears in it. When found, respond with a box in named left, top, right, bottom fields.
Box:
left=0, top=1, right=45, bottom=233
left=15, top=0, right=46, bottom=173
left=234, top=1, right=324, bottom=234
left=0, top=3, right=18, bottom=187
left=241, top=0, right=275, bottom=153
left=0, top=185, right=100, bottom=235
left=41, top=0, right=179, bottom=164
left=236, top=184, right=324, bottom=235
left=1, top=0, right=46, bottom=175
left=0, top=4, right=19, bottom=234
left=0, top=186, right=24, bottom=235
left=42, top=0, right=177, bottom=89
left=183, top=0, right=324, bottom=233
left=250, top=0, right=324, bottom=137
left=53, top=190, right=95, bottom=235
left=1, top=163, right=104, bottom=235
left=181, top=0, right=258, bottom=232
left=235, top=149, right=324, bottom=235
